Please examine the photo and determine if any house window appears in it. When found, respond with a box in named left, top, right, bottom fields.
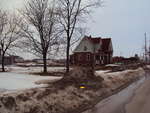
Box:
left=84, top=46, right=87, bottom=51
left=101, top=56, right=103, bottom=60
left=87, top=54, right=90, bottom=61
left=96, top=55, right=99, bottom=60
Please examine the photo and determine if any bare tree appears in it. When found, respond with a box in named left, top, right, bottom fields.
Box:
left=0, top=10, right=22, bottom=72
left=56, top=0, right=102, bottom=73
left=19, top=0, right=60, bottom=73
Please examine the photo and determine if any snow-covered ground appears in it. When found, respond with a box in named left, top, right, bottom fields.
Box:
left=105, top=64, right=120, bottom=67
left=95, top=70, right=110, bottom=76
left=0, top=72, right=62, bottom=92
left=1, top=65, right=144, bottom=93
left=9, top=66, right=66, bottom=74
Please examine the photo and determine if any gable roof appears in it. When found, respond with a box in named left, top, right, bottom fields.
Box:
left=87, top=37, right=101, bottom=44
left=74, top=36, right=112, bottom=53
left=86, top=36, right=112, bottom=51
left=102, top=38, right=111, bottom=51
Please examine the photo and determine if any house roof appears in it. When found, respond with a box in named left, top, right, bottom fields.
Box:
left=102, top=38, right=111, bottom=51
left=87, top=37, right=101, bottom=44
left=73, top=36, right=112, bottom=53
left=86, top=36, right=111, bottom=51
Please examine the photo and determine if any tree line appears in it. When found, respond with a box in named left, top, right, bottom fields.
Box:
left=0, top=0, right=101, bottom=73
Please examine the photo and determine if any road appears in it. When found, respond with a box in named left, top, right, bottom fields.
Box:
left=83, top=76, right=150, bottom=113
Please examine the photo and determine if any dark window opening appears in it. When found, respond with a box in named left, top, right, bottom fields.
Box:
left=84, top=46, right=87, bottom=51
left=96, top=55, right=99, bottom=60
left=87, top=54, right=90, bottom=61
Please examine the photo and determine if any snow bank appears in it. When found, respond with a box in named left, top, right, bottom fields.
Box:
left=95, top=70, right=110, bottom=77
left=106, top=64, right=120, bottom=67
left=100, top=68, right=145, bottom=90
left=0, top=84, right=107, bottom=113
left=35, top=78, right=62, bottom=85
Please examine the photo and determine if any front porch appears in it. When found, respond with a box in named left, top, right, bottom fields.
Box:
left=70, top=52, right=113, bottom=66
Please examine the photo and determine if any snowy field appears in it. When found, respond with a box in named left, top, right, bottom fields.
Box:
left=9, top=66, right=66, bottom=74
left=0, top=72, right=62, bottom=92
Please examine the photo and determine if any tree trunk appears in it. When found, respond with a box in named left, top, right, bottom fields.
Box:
left=1, top=54, right=5, bottom=72
left=66, top=39, right=70, bottom=73
left=43, top=53, right=47, bottom=73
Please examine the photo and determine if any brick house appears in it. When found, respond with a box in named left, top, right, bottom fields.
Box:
left=70, top=36, right=113, bottom=66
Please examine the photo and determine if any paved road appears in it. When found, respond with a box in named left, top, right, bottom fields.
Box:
left=83, top=76, right=150, bottom=113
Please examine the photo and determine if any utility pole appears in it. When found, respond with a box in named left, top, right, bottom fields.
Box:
left=148, top=40, right=150, bottom=63
left=144, top=32, right=148, bottom=63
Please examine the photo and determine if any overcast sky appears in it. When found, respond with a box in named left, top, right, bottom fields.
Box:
left=0, top=0, right=150, bottom=59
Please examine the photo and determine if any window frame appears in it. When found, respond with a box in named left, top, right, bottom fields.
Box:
left=87, top=54, right=91, bottom=61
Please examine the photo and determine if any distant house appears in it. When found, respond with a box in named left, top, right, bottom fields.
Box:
left=113, top=55, right=140, bottom=64
left=0, top=56, right=14, bottom=65
left=0, top=49, right=24, bottom=65
left=70, top=36, right=113, bottom=66
left=113, top=56, right=124, bottom=64
left=13, top=56, right=24, bottom=63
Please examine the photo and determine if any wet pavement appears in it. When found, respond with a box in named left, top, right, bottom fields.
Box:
left=83, top=75, right=150, bottom=113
